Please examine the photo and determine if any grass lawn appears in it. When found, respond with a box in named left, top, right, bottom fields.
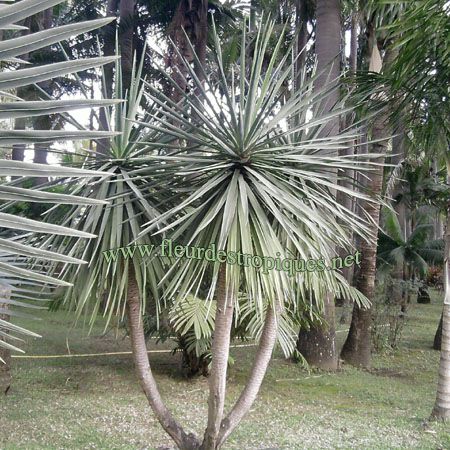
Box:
left=1, top=290, right=449, bottom=449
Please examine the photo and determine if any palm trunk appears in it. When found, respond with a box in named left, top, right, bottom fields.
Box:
left=431, top=162, right=450, bottom=420
left=202, top=265, right=234, bottom=450
left=340, top=42, right=395, bottom=368
left=119, top=0, right=135, bottom=91
left=216, top=303, right=279, bottom=448
left=126, top=265, right=200, bottom=449
left=32, top=114, right=51, bottom=186
left=168, top=0, right=208, bottom=103
left=97, top=0, right=118, bottom=156
left=339, top=108, right=388, bottom=368
left=338, top=10, right=358, bottom=324
left=294, top=0, right=308, bottom=90
left=296, top=0, right=341, bottom=371
left=0, top=284, right=12, bottom=395
left=434, top=312, right=443, bottom=350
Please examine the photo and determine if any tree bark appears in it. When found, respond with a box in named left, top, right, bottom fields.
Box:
left=97, top=0, right=118, bottom=156
left=12, top=117, right=26, bottom=163
left=296, top=0, right=341, bottom=370
left=434, top=312, right=443, bottom=351
left=340, top=42, right=395, bottom=368
left=168, top=0, right=208, bottom=103
left=216, top=302, right=279, bottom=448
left=32, top=114, right=51, bottom=186
left=201, top=265, right=234, bottom=450
left=0, top=284, right=12, bottom=395
left=294, top=0, right=308, bottom=90
left=338, top=10, right=358, bottom=323
left=119, top=0, right=135, bottom=91
left=431, top=162, right=450, bottom=420
left=126, top=265, right=200, bottom=449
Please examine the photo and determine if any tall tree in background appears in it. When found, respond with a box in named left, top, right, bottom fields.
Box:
left=296, top=0, right=341, bottom=370
left=167, top=0, right=208, bottom=102
left=340, top=29, right=394, bottom=368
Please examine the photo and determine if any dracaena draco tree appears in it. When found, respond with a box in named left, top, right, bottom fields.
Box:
left=40, top=53, right=168, bottom=333
left=0, top=0, right=119, bottom=390
left=123, top=19, right=381, bottom=449
left=41, top=17, right=382, bottom=450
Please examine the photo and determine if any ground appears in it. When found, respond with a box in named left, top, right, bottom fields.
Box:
left=1, top=291, right=449, bottom=450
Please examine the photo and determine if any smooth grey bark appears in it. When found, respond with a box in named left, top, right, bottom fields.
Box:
left=216, top=303, right=278, bottom=448
left=126, top=265, right=200, bottom=449
left=431, top=161, right=450, bottom=420
left=202, top=265, right=234, bottom=450
left=296, top=0, right=341, bottom=370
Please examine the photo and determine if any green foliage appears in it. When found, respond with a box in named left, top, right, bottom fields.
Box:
left=377, top=207, right=444, bottom=278
left=42, top=54, right=166, bottom=330
left=0, top=0, right=118, bottom=354
left=138, top=19, right=376, bottom=320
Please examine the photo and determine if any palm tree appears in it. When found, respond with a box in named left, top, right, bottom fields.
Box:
left=377, top=208, right=444, bottom=309
left=359, top=0, right=449, bottom=418
left=126, top=19, right=375, bottom=449
left=0, top=0, right=118, bottom=391
left=296, top=0, right=342, bottom=370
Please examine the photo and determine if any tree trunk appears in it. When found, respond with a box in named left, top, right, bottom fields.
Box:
left=338, top=10, right=358, bottom=324
left=296, top=0, right=341, bottom=370
left=97, top=0, right=118, bottom=156
left=202, top=265, right=234, bottom=450
left=294, top=0, right=308, bottom=90
left=431, top=162, right=450, bottom=420
left=216, top=303, right=279, bottom=448
left=32, top=114, right=51, bottom=186
left=119, top=0, right=135, bottom=91
left=168, top=0, right=208, bottom=103
left=434, top=312, right=443, bottom=350
left=339, top=38, right=395, bottom=368
left=297, top=292, right=338, bottom=369
left=0, top=284, right=12, bottom=395
left=126, top=265, right=200, bottom=449
left=12, top=117, right=26, bottom=163
left=339, top=103, right=388, bottom=368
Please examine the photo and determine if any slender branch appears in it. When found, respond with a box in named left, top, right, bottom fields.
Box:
left=126, top=264, right=200, bottom=450
left=217, top=302, right=279, bottom=448
left=201, top=264, right=234, bottom=450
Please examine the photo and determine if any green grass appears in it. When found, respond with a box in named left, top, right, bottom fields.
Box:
left=1, top=291, right=449, bottom=449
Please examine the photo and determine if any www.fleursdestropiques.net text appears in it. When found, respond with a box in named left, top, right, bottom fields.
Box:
left=102, top=239, right=361, bottom=277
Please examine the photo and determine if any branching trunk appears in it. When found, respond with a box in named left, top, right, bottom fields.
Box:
left=126, top=265, right=200, bottom=449
left=431, top=164, right=450, bottom=420
left=201, top=265, right=234, bottom=450
left=216, top=303, right=279, bottom=448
